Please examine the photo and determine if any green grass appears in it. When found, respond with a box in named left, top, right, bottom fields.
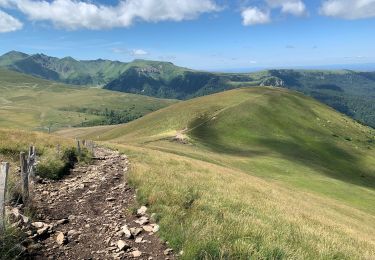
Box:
left=0, top=68, right=177, bottom=131
left=59, top=87, right=375, bottom=259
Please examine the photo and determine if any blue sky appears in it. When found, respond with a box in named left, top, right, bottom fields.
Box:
left=0, top=0, right=375, bottom=71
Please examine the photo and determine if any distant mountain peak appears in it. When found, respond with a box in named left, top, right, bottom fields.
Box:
left=2, top=50, right=29, bottom=57
left=61, top=56, right=77, bottom=62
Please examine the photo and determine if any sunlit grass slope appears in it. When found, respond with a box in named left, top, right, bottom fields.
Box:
left=0, top=69, right=176, bottom=131
left=58, top=87, right=375, bottom=259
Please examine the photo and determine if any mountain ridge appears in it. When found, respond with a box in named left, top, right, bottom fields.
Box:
left=1, top=51, right=374, bottom=128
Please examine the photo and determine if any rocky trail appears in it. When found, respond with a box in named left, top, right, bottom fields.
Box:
left=8, top=147, right=175, bottom=260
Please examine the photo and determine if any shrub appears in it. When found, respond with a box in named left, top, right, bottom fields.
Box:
left=36, top=147, right=92, bottom=180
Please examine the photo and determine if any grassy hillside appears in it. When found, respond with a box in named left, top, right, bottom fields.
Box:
left=0, top=69, right=176, bottom=131
left=2, top=51, right=374, bottom=128
left=58, top=87, right=375, bottom=259
left=106, top=69, right=375, bottom=128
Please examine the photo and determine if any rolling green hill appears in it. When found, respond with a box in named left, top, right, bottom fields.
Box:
left=2, top=51, right=374, bottom=128
left=0, top=69, right=176, bottom=130
left=58, top=87, right=375, bottom=259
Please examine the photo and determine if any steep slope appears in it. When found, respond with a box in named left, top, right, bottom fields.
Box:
left=58, top=87, right=375, bottom=259
left=0, top=69, right=176, bottom=130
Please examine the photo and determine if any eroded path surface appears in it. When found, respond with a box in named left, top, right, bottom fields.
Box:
left=30, top=147, right=174, bottom=260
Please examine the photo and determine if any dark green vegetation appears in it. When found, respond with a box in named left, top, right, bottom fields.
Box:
left=0, top=69, right=176, bottom=130
left=1, top=51, right=374, bottom=128
left=59, top=87, right=375, bottom=259
left=106, top=69, right=375, bottom=128
left=0, top=51, right=129, bottom=85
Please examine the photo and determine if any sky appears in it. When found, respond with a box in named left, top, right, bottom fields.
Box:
left=0, top=0, right=375, bottom=71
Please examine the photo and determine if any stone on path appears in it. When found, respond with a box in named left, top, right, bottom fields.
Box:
left=56, top=232, right=67, bottom=245
left=131, top=250, right=142, bottom=257
left=117, top=240, right=130, bottom=251
left=122, top=225, right=133, bottom=239
left=135, top=216, right=149, bottom=225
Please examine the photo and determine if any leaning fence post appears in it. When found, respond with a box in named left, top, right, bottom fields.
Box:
left=20, top=152, right=29, bottom=204
left=0, top=162, right=9, bottom=231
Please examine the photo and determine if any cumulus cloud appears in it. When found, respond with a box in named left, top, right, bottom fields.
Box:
left=267, top=0, right=306, bottom=16
left=0, top=9, right=23, bottom=33
left=6, top=0, right=220, bottom=30
left=242, top=0, right=306, bottom=26
left=242, top=7, right=271, bottom=25
left=320, top=0, right=375, bottom=19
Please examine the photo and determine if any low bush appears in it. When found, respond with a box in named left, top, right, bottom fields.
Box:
left=36, top=147, right=92, bottom=180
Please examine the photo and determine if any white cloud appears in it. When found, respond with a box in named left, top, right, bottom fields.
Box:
left=131, top=49, right=148, bottom=56
left=111, top=47, right=149, bottom=56
left=242, top=7, right=271, bottom=25
left=7, top=0, right=220, bottom=30
left=267, top=0, right=306, bottom=16
left=320, top=0, right=375, bottom=19
left=0, top=10, right=23, bottom=33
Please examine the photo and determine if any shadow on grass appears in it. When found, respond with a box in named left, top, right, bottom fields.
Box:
left=188, top=114, right=375, bottom=190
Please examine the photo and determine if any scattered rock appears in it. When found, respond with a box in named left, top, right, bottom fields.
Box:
left=37, top=226, right=49, bottom=236
left=153, top=224, right=160, bottom=233
left=135, top=216, right=149, bottom=225
left=19, top=147, right=174, bottom=259
left=56, top=232, right=67, bottom=245
left=117, top=240, right=130, bottom=251
left=164, top=248, right=173, bottom=255
left=142, top=225, right=154, bottom=233
left=136, top=206, right=147, bottom=216
left=32, top=222, right=45, bottom=229
left=122, top=225, right=133, bottom=239
left=130, top=227, right=143, bottom=237
left=131, top=250, right=142, bottom=257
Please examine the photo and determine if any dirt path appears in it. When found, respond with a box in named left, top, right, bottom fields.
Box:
left=29, top=147, right=174, bottom=260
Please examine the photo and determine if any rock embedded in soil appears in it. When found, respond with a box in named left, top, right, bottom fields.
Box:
left=131, top=250, right=142, bottom=257
left=117, top=240, right=130, bottom=251
left=142, top=225, right=154, bottom=233
left=137, top=206, right=147, bottom=216
left=32, top=222, right=45, bottom=229
left=122, top=225, right=133, bottom=239
left=130, top=227, right=143, bottom=237
left=135, top=216, right=149, bottom=225
left=56, top=232, right=67, bottom=245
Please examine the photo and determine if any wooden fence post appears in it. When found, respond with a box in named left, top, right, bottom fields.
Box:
left=28, top=146, right=36, bottom=180
left=20, top=152, right=29, bottom=204
left=77, top=140, right=81, bottom=156
left=57, top=144, right=61, bottom=156
left=0, top=162, right=9, bottom=231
